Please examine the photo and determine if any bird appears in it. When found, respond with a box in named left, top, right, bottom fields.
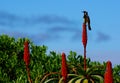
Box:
left=82, top=11, right=91, bottom=30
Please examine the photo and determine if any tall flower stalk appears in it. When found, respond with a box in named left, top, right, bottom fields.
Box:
left=104, top=60, right=113, bottom=83
left=61, top=53, right=68, bottom=83
left=82, top=23, right=87, bottom=71
left=23, top=40, right=32, bottom=83
left=82, top=11, right=91, bottom=71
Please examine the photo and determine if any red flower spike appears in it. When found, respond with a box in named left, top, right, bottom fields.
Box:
left=104, top=61, right=113, bottom=83
left=23, top=41, right=30, bottom=66
left=61, top=53, right=68, bottom=83
left=82, top=23, right=87, bottom=71
left=82, top=23, right=87, bottom=48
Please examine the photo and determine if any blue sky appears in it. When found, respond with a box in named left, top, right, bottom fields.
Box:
left=0, top=0, right=120, bottom=65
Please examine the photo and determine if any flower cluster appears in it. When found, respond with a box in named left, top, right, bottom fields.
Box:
left=61, top=53, right=68, bottom=83
left=82, top=23, right=87, bottom=48
left=104, top=61, right=113, bottom=83
left=23, top=41, right=30, bottom=66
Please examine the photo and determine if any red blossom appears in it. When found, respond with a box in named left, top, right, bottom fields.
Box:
left=104, top=60, right=113, bottom=83
left=61, top=52, right=68, bottom=83
left=82, top=23, right=87, bottom=48
left=104, top=71, right=109, bottom=83
left=23, top=41, right=30, bottom=66
left=82, top=23, right=87, bottom=71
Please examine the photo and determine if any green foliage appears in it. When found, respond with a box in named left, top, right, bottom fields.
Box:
left=0, top=34, right=120, bottom=83
left=113, top=65, right=120, bottom=82
left=0, top=35, right=18, bottom=82
left=67, top=51, right=91, bottom=74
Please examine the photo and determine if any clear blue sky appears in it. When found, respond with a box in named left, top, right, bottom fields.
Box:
left=0, top=0, right=120, bottom=65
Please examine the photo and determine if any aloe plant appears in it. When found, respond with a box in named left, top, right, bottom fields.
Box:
left=59, top=52, right=104, bottom=83
left=0, top=35, right=119, bottom=82
left=59, top=67, right=104, bottom=83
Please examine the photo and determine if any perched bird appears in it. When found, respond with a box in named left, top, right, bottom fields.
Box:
left=82, top=11, right=91, bottom=30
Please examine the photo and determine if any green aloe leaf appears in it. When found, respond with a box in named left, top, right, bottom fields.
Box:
left=91, top=75, right=103, bottom=83
left=44, top=78, right=58, bottom=83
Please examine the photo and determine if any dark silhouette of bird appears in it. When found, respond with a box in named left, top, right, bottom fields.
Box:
left=82, top=11, right=91, bottom=30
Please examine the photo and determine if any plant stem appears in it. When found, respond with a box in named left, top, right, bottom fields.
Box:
left=84, top=46, right=87, bottom=71
left=26, top=66, right=32, bottom=83
left=40, top=72, right=59, bottom=83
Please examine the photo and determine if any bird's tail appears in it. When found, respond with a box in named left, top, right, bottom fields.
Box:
left=88, top=24, right=91, bottom=30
